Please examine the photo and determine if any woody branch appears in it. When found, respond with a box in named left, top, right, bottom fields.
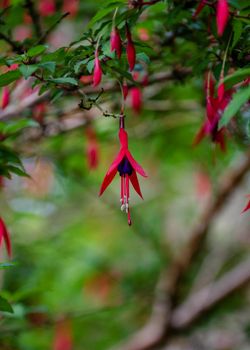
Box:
left=115, top=150, right=250, bottom=350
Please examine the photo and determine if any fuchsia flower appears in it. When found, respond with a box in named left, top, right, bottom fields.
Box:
left=110, top=27, right=122, bottom=59
left=1, top=87, right=10, bottom=109
left=126, top=24, right=136, bottom=71
left=93, top=50, right=102, bottom=87
left=0, top=217, right=12, bottom=258
left=38, top=0, right=55, bottom=17
left=99, top=126, right=147, bottom=225
left=216, top=0, right=229, bottom=36
left=194, top=74, right=232, bottom=151
left=242, top=196, right=250, bottom=213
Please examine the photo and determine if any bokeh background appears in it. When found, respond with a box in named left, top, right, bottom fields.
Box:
left=0, top=1, right=250, bottom=350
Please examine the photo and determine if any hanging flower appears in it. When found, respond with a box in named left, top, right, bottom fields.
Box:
left=110, top=27, right=122, bottom=59
left=1, top=87, right=10, bottom=109
left=93, top=50, right=102, bottom=87
left=126, top=24, right=136, bottom=71
left=99, top=127, right=147, bottom=225
left=216, top=0, right=229, bottom=36
left=85, top=127, right=99, bottom=170
left=0, top=217, right=12, bottom=258
left=193, top=73, right=232, bottom=151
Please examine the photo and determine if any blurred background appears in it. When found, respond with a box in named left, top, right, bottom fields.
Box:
left=0, top=1, right=250, bottom=350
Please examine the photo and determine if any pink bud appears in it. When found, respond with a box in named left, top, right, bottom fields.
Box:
left=93, top=52, right=102, bottom=87
left=110, top=27, right=122, bottom=59
left=1, top=87, right=10, bottom=109
left=0, top=217, right=12, bottom=258
left=218, top=82, right=225, bottom=102
left=126, top=25, right=136, bottom=71
left=38, top=0, right=56, bottom=17
left=193, top=0, right=206, bottom=19
left=122, top=80, right=129, bottom=100
left=130, top=87, right=142, bottom=114
left=216, top=0, right=229, bottom=36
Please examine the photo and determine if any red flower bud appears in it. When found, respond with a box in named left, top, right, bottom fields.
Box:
left=0, top=217, right=12, bottom=258
left=130, top=86, right=142, bottom=114
left=216, top=0, right=229, bottom=36
left=38, top=0, right=56, bottom=17
left=126, top=25, right=136, bottom=71
left=242, top=195, right=250, bottom=213
left=1, top=87, right=10, bottom=109
left=93, top=51, right=102, bottom=87
left=110, top=27, right=122, bottom=59
left=122, top=80, right=129, bottom=101
left=193, top=0, right=206, bottom=19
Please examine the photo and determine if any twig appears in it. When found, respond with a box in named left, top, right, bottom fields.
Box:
left=36, top=12, right=70, bottom=45
left=115, top=151, right=250, bottom=350
left=0, top=68, right=192, bottom=121
left=0, top=33, right=23, bottom=53
left=24, top=0, right=43, bottom=38
left=171, top=258, right=250, bottom=329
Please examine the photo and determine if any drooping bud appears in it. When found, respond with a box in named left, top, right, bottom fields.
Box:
left=126, top=24, right=136, bottom=71
left=122, top=80, right=129, bottom=101
left=192, top=0, right=206, bottom=19
left=216, top=0, right=229, bottom=36
left=0, top=217, right=12, bottom=258
left=38, top=0, right=56, bottom=17
left=130, top=86, right=142, bottom=114
left=1, top=87, right=10, bottom=109
left=110, top=27, right=122, bottom=59
left=93, top=51, right=102, bottom=87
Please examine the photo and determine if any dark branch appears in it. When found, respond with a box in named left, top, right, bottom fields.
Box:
left=0, top=32, right=23, bottom=53
left=36, top=12, right=70, bottom=45
left=24, top=0, right=43, bottom=38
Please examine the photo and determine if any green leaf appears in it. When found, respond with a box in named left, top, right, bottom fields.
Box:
left=48, top=77, right=78, bottom=86
left=19, top=64, right=38, bottom=79
left=87, top=1, right=125, bottom=28
left=7, top=165, right=29, bottom=177
left=232, top=20, right=243, bottom=48
left=222, top=68, right=250, bottom=89
left=38, top=61, right=56, bottom=73
left=219, top=86, right=250, bottom=128
left=0, top=70, right=22, bottom=87
left=0, top=296, right=13, bottom=314
left=27, top=45, right=48, bottom=57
